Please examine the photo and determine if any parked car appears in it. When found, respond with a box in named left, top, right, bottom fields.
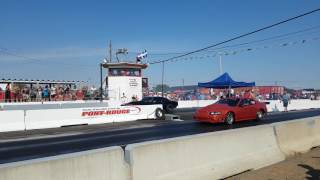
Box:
left=123, top=96, right=178, bottom=113
left=193, top=98, right=267, bottom=124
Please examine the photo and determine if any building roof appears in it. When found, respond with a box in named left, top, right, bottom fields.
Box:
left=102, top=62, right=148, bottom=69
left=169, top=85, right=198, bottom=92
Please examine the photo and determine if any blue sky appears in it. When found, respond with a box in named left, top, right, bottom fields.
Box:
left=0, top=0, right=320, bottom=88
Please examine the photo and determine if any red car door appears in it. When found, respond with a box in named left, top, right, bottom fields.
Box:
left=237, top=99, right=257, bottom=121
left=247, top=99, right=259, bottom=119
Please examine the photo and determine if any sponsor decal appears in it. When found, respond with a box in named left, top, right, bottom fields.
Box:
left=129, top=78, right=138, bottom=87
left=81, top=106, right=141, bottom=117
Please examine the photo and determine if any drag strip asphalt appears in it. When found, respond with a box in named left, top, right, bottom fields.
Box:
left=0, top=108, right=319, bottom=164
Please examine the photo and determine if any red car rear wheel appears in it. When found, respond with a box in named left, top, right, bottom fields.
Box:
left=256, top=111, right=264, bottom=121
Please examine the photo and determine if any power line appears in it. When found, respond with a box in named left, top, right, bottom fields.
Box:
left=203, top=25, right=320, bottom=53
left=146, top=25, right=320, bottom=63
left=112, top=25, right=320, bottom=60
left=150, top=8, right=320, bottom=64
left=2, top=24, right=319, bottom=67
left=119, top=24, right=320, bottom=62
left=144, top=25, right=320, bottom=57
left=163, top=35, right=319, bottom=62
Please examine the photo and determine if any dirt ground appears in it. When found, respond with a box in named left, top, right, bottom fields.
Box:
left=226, top=147, right=320, bottom=180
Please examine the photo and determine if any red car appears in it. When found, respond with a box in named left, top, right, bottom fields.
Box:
left=194, top=98, right=267, bottom=124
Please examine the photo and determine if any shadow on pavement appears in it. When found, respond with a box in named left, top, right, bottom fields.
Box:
left=298, top=164, right=320, bottom=180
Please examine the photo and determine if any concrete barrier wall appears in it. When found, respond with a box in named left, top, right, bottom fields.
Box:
left=125, top=125, right=285, bottom=180
left=0, top=110, right=25, bottom=132
left=273, top=116, right=320, bottom=156
left=177, top=99, right=320, bottom=112
left=177, top=100, right=217, bottom=108
left=2, top=104, right=61, bottom=111
left=24, top=105, right=161, bottom=130
left=0, top=104, right=161, bottom=132
left=124, top=116, right=320, bottom=180
left=1, top=101, right=109, bottom=111
left=25, top=108, right=92, bottom=130
left=0, top=146, right=130, bottom=180
left=266, top=99, right=320, bottom=112
left=0, top=100, right=102, bottom=106
left=1, top=99, right=319, bottom=112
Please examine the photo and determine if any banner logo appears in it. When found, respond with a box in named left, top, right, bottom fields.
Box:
left=81, top=106, right=141, bottom=117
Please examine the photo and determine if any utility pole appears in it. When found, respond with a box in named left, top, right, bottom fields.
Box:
left=161, top=61, right=165, bottom=97
left=109, top=40, right=112, bottom=63
left=219, top=54, right=223, bottom=75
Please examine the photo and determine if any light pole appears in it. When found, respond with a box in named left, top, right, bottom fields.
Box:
left=100, top=63, right=103, bottom=102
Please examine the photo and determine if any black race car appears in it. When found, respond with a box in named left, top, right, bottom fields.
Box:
left=123, top=96, right=178, bottom=113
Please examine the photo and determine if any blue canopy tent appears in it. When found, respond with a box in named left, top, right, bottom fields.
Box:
left=198, top=73, right=255, bottom=89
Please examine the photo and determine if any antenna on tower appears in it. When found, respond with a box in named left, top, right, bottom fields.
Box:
left=116, top=48, right=128, bottom=62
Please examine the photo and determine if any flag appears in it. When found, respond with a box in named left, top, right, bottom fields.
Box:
left=136, top=50, right=148, bottom=63
left=137, top=50, right=148, bottom=59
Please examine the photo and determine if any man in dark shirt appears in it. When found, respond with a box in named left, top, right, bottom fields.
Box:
left=5, top=83, right=11, bottom=102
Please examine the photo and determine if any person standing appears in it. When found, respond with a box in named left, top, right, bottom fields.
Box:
left=12, top=84, right=20, bottom=102
left=51, top=85, right=56, bottom=101
left=21, top=86, right=28, bottom=102
left=43, top=85, right=50, bottom=101
left=281, top=92, right=291, bottom=112
left=131, top=95, right=138, bottom=102
left=36, top=87, right=42, bottom=102
left=5, top=83, right=11, bottom=102
left=243, top=90, right=252, bottom=99
left=30, top=87, right=37, bottom=102
left=121, top=93, right=127, bottom=104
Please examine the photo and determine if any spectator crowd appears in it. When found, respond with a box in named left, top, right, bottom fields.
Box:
left=0, top=83, right=101, bottom=103
left=1, top=83, right=319, bottom=103
left=146, top=87, right=320, bottom=102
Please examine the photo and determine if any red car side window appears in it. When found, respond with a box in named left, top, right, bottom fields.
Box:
left=240, top=99, right=251, bottom=106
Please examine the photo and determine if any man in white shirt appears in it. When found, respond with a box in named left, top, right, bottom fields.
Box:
left=51, top=86, right=56, bottom=100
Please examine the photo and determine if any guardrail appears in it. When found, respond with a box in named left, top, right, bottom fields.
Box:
left=1, top=116, right=319, bottom=180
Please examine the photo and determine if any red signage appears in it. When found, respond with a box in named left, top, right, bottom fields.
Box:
left=81, top=106, right=141, bottom=117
